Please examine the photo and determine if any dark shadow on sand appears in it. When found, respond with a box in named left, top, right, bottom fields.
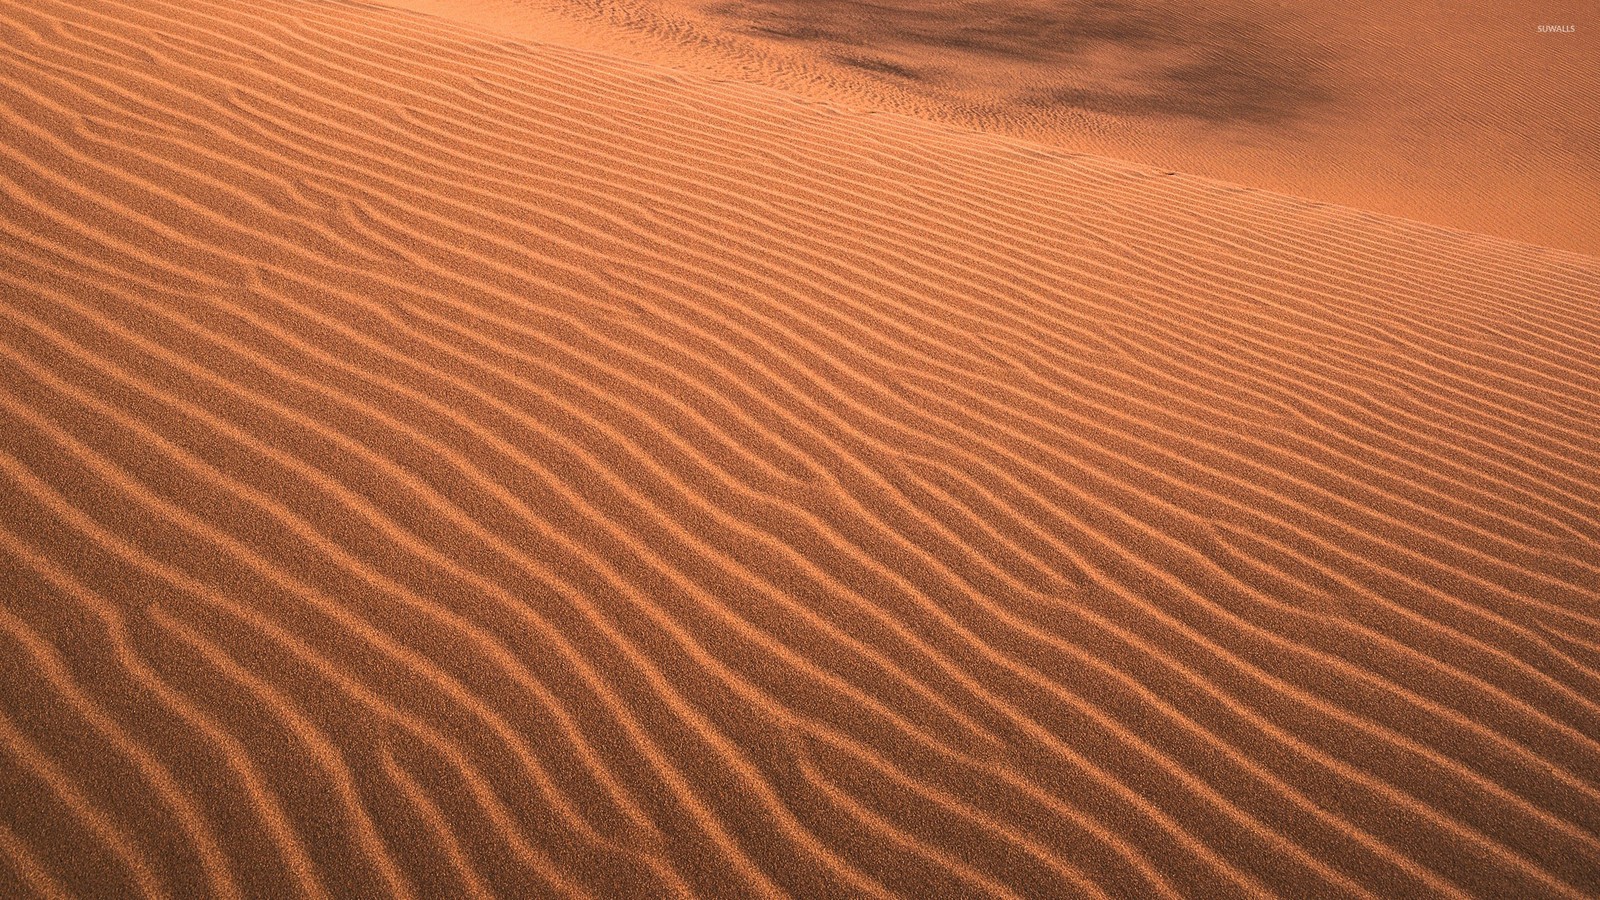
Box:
left=707, top=0, right=1334, bottom=125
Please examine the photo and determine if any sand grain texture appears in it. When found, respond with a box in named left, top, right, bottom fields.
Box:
left=1, top=0, right=1599, bottom=897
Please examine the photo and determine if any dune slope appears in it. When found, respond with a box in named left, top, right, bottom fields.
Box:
left=387, top=0, right=1600, bottom=254
left=1, top=0, right=1599, bottom=896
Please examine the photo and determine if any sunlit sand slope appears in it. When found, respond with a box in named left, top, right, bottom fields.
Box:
left=1, top=0, right=1599, bottom=896
left=389, top=0, right=1600, bottom=253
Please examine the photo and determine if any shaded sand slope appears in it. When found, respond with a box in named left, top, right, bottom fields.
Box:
left=388, top=0, right=1600, bottom=254
left=2, top=0, right=1600, bottom=896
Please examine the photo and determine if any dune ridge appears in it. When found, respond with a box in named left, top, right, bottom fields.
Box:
left=1, top=0, right=1598, bottom=896
left=383, top=0, right=1600, bottom=254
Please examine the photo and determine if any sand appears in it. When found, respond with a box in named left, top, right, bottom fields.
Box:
left=0, top=0, right=1597, bottom=896
left=386, top=0, right=1600, bottom=255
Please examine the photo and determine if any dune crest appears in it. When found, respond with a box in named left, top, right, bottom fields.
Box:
left=390, top=0, right=1600, bottom=254
left=1, top=0, right=1598, bottom=896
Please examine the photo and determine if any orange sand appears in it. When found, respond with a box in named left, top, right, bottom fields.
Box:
left=1, top=0, right=1598, bottom=896
left=389, top=0, right=1600, bottom=254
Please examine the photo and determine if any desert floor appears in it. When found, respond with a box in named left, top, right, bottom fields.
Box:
left=1, top=0, right=1598, bottom=896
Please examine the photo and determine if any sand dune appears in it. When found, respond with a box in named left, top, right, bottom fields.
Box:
left=387, top=0, right=1600, bottom=254
left=1, top=0, right=1598, bottom=896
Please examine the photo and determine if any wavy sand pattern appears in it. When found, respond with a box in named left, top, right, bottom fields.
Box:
left=386, top=0, right=1600, bottom=253
left=1, top=0, right=1598, bottom=896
